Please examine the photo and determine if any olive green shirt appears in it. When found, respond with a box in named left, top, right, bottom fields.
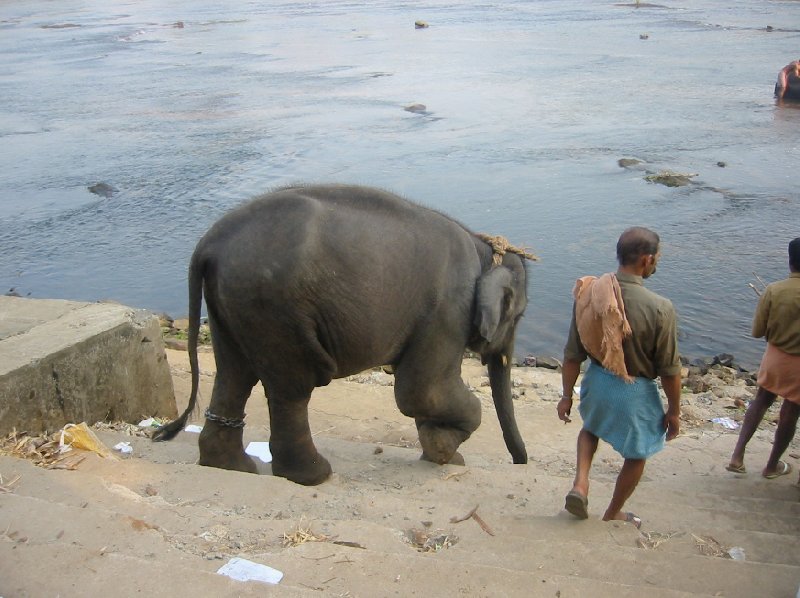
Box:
left=752, top=272, right=800, bottom=356
left=564, top=271, right=681, bottom=379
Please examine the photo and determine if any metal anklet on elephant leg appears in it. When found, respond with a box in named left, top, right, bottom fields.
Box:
left=204, top=408, right=246, bottom=428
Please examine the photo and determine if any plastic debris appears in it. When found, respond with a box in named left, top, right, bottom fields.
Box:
left=138, top=418, right=159, bottom=428
left=728, top=546, right=746, bottom=561
left=184, top=425, right=203, bottom=433
left=711, top=417, right=738, bottom=430
left=113, top=442, right=133, bottom=454
left=216, top=557, right=283, bottom=585
left=59, top=423, right=117, bottom=459
left=245, top=441, right=272, bottom=463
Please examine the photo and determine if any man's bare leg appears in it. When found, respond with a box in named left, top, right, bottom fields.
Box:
left=728, top=387, right=777, bottom=471
left=602, top=457, right=646, bottom=523
left=564, top=428, right=599, bottom=519
left=571, top=428, right=599, bottom=496
left=763, top=399, right=800, bottom=477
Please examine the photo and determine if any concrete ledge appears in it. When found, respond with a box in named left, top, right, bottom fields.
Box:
left=0, top=296, right=177, bottom=435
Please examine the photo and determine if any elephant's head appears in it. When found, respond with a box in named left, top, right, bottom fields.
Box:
left=469, top=251, right=529, bottom=464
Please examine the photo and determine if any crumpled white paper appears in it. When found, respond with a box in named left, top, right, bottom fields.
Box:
left=216, top=557, right=283, bottom=585
left=113, top=442, right=133, bottom=454
left=184, top=424, right=203, bottom=433
left=245, top=441, right=272, bottom=463
left=711, top=417, right=738, bottom=430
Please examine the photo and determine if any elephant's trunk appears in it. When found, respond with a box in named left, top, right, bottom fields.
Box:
left=487, top=353, right=528, bottom=464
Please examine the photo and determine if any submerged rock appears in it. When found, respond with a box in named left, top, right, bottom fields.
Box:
left=644, top=170, right=697, bottom=187
left=88, top=182, right=118, bottom=198
left=404, top=103, right=427, bottom=113
left=618, top=158, right=644, bottom=168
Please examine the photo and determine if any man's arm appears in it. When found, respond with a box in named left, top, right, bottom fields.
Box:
left=558, top=358, right=582, bottom=423
left=751, top=289, right=770, bottom=339
left=660, top=373, right=681, bottom=441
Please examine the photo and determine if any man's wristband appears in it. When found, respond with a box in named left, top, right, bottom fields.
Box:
left=561, top=393, right=573, bottom=401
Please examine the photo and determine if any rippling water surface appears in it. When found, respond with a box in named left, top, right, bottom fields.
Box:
left=1, top=0, right=799, bottom=368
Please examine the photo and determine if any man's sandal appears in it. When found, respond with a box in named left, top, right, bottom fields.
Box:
left=763, top=460, right=793, bottom=479
left=625, top=512, right=642, bottom=529
left=564, top=490, right=589, bottom=520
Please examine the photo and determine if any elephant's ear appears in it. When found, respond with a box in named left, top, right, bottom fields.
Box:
left=475, top=266, right=514, bottom=343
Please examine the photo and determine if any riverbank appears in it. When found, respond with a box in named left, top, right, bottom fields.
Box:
left=2, top=344, right=798, bottom=596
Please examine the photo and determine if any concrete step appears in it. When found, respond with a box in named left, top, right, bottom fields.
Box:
left=0, top=543, right=317, bottom=597
left=0, top=461, right=713, bottom=598
left=268, top=540, right=723, bottom=598
left=4, top=416, right=799, bottom=598
left=4, top=445, right=799, bottom=598
left=437, top=517, right=800, bottom=597
left=625, top=528, right=800, bottom=568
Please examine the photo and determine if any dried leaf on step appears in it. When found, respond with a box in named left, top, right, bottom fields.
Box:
left=404, top=528, right=458, bottom=552
left=692, top=534, right=728, bottom=558
left=637, top=530, right=682, bottom=550
left=282, top=522, right=330, bottom=547
left=0, top=474, right=21, bottom=493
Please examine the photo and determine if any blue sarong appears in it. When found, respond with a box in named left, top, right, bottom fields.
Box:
left=578, top=362, right=666, bottom=459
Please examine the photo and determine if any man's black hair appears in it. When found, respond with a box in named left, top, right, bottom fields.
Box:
left=789, top=237, right=800, bottom=271
left=616, top=227, right=660, bottom=266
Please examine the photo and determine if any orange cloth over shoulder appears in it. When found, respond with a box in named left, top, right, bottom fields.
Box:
left=573, top=273, right=633, bottom=382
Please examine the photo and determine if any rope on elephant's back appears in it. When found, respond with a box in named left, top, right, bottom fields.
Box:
left=476, top=233, right=539, bottom=265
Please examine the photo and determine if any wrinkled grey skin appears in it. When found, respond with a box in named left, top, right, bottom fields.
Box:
left=154, top=184, right=529, bottom=485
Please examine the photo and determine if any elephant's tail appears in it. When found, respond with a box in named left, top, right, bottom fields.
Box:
left=152, top=252, right=204, bottom=442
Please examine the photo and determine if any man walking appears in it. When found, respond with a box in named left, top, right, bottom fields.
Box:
left=558, top=227, right=682, bottom=528
left=727, top=238, right=800, bottom=479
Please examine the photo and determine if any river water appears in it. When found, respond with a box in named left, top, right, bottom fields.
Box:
left=1, top=0, right=799, bottom=369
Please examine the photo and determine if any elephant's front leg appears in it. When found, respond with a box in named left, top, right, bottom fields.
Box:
left=416, top=418, right=472, bottom=465
left=395, top=367, right=482, bottom=465
left=268, top=396, right=332, bottom=486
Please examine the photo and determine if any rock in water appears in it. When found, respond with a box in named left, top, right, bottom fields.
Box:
left=88, top=182, right=117, bottom=198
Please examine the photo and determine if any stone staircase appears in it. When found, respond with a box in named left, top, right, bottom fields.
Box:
left=1, top=355, right=799, bottom=597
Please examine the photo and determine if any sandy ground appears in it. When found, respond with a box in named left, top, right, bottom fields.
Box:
left=1, top=348, right=799, bottom=597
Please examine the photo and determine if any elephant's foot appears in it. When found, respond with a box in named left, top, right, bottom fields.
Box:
left=421, top=450, right=465, bottom=466
left=417, top=421, right=469, bottom=465
left=270, top=442, right=332, bottom=486
left=198, top=422, right=258, bottom=474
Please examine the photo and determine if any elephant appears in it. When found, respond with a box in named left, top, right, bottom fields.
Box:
left=775, top=59, right=800, bottom=102
left=153, top=184, right=534, bottom=486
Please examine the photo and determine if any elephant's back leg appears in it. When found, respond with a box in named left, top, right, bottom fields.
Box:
left=254, top=367, right=332, bottom=486
left=263, top=390, right=332, bottom=486
left=198, top=314, right=259, bottom=473
left=238, top=329, right=334, bottom=486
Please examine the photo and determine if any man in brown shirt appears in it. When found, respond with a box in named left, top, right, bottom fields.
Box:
left=728, top=237, right=800, bottom=479
left=558, top=227, right=682, bottom=529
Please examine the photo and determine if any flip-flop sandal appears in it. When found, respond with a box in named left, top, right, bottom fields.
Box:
left=625, top=512, right=642, bottom=530
left=725, top=463, right=746, bottom=474
left=763, top=460, right=793, bottom=479
left=564, top=490, right=589, bottom=520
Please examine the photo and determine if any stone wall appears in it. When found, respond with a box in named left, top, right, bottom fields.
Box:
left=0, top=297, right=177, bottom=435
